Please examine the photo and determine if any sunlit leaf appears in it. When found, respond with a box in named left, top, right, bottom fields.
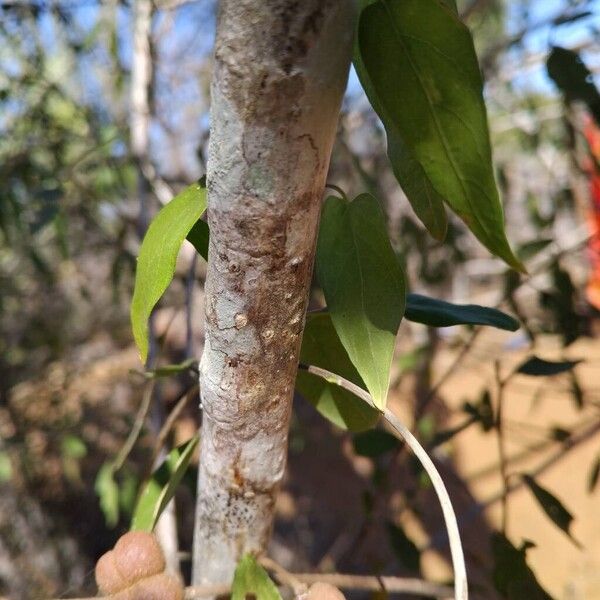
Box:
left=316, top=194, right=406, bottom=408
left=405, top=293, right=519, bottom=330
left=231, top=554, right=282, bottom=600
left=131, top=436, right=198, bottom=532
left=516, top=357, right=580, bottom=377
left=357, top=0, right=523, bottom=271
left=130, top=180, right=207, bottom=362
left=296, top=313, right=379, bottom=432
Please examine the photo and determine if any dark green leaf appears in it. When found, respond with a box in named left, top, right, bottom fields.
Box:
left=522, top=475, right=580, bottom=547
left=387, top=522, right=421, bottom=573
left=296, top=313, right=379, bottom=432
left=588, top=456, right=600, bottom=494
left=353, top=429, right=400, bottom=457
left=231, top=554, right=282, bottom=600
left=492, top=533, right=554, bottom=599
left=316, top=194, right=406, bottom=408
left=516, top=357, right=581, bottom=377
left=187, top=218, right=209, bottom=261
left=547, top=46, right=600, bottom=126
left=517, top=238, right=553, bottom=261
left=131, top=436, right=198, bottom=532
left=131, top=180, right=207, bottom=362
left=405, top=293, right=519, bottom=331
left=95, top=463, right=119, bottom=528
left=357, top=0, right=523, bottom=271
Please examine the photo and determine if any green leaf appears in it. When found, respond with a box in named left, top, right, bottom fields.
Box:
left=405, top=293, right=519, bottom=331
left=95, top=463, right=119, bottom=528
left=131, top=180, right=207, bottom=362
left=354, top=2, right=447, bottom=241
left=145, top=358, right=198, bottom=379
left=231, top=554, right=282, bottom=600
left=516, top=356, right=581, bottom=377
left=522, top=475, right=580, bottom=547
left=387, top=522, right=421, bottom=573
left=61, top=434, right=87, bottom=459
left=296, top=313, right=379, bottom=432
left=357, top=0, right=523, bottom=271
left=492, top=533, right=554, bottom=599
left=547, top=46, right=600, bottom=125
left=353, top=429, right=400, bottom=457
left=187, top=218, right=209, bottom=261
left=316, top=194, right=406, bottom=408
left=0, top=452, right=12, bottom=483
left=131, top=436, right=198, bottom=532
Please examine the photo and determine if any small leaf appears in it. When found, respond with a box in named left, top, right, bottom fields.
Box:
left=296, top=313, right=379, bottom=432
left=357, top=0, right=523, bottom=271
left=316, top=194, right=406, bottom=408
left=387, top=522, right=421, bottom=573
left=516, top=357, right=581, bottom=377
left=131, top=180, right=207, bottom=362
left=131, top=436, right=198, bottom=532
left=95, top=463, right=119, bottom=528
left=353, top=429, right=400, bottom=457
left=405, top=294, right=519, bottom=331
left=231, top=554, right=282, bottom=600
left=588, top=456, right=600, bottom=494
left=517, top=238, right=553, bottom=261
left=61, top=434, right=87, bottom=459
left=0, top=452, right=12, bottom=483
left=492, top=533, right=554, bottom=599
left=187, top=218, right=209, bottom=261
left=522, top=475, right=580, bottom=547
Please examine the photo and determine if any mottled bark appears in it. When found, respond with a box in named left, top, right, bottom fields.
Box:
left=193, top=0, right=354, bottom=586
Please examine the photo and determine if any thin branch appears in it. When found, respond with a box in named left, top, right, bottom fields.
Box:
left=113, top=379, right=155, bottom=471
left=299, top=363, right=468, bottom=600
left=259, top=556, right=306, bottom=596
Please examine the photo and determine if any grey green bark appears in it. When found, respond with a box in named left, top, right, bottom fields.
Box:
left=192, top=0, right=355, bottom=586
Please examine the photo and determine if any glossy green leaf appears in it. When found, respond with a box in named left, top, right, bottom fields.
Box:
left=357, top=0, right=523, bottom=271
left=95, top=463, right=119, bottom=528
left=353, top=429, right=400, bottom=457
left=492, top=533, right=554, bottom=599
left=354, top=2, right=447, bottom=241
left=316, top=194, right=406, bottom=408
left=131, top=436, right=198, bottom=532
left=231, top=554, right=282, bottom=600
left=405, top=293, right=519, bottom=331
left=131, top=180, right=207, bottom=362
left=516, top=357, right=581, bottom=377
left=296, top=313, right=379, bottom=432
left=522, top=475, right=580, bottom=547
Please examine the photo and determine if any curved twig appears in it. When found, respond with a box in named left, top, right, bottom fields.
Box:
left=299, top=363, right=468, bottom=600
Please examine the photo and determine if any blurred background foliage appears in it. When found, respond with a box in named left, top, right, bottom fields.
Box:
left=1, top=0, right=600, bottom=599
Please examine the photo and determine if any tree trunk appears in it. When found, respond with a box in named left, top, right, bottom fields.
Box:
left=193, top=0, right=354, bottom=586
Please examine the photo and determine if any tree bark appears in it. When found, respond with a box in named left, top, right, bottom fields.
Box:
left=193, top=0, right=355, bottom=586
